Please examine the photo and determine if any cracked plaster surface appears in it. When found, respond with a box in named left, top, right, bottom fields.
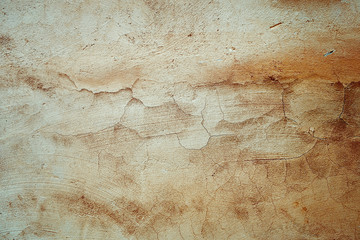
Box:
left=1, top=0, right=360, bottom=239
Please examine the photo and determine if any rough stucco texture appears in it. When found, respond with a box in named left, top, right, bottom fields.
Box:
left=1, top=0, right=360, bottom=239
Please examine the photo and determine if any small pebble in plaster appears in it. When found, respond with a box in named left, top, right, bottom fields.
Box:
left=324, top=50, right=335, bottom=57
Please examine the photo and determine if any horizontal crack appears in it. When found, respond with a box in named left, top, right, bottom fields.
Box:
left=244, top=141, right=318, bottom=162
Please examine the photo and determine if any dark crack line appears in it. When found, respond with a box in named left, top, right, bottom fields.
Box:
left=200, top=99, right=211, bottom=137
left=306, top=130, right=327, bottom=141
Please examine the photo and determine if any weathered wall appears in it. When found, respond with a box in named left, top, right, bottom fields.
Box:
left=1, top=0, right=360, bottom=239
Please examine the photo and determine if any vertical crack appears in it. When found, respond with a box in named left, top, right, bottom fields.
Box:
left=338, top=84, right=349, bottom=125
left=200, top=99, right=211, bottom=137
left=215, top=89, right=225, bottom=121
left=281, top=90, right=287, bottom=119
left=281, top=89, right=297, bottom=124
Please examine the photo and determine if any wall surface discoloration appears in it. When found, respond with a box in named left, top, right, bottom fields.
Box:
left=1, top=0, right=360, bottom=239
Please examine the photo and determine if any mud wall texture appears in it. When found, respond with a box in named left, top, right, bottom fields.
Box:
left=1, top=1, right=360, bottom=239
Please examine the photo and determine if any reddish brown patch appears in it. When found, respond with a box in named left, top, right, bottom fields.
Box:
left=273, top=0, right=343, bottom=9
left=24, top=76, right=52, bottom=92
left=0, top=34, right=12, bottom=47
left=201, top=38, right=360, bottom=86
left=40, top=204, right=46, bottom=212
left=53, top=193, right=190, bottom=238
left=55, top=194, right=145, bottom=236
left=233, top=206, right=249, bottom=221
